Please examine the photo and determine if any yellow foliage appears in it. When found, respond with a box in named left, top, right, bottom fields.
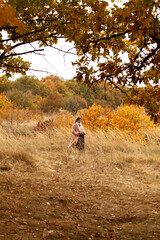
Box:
left=0, top=0, right=24, bottom=32
left=79, top=104, right=107, bottom=130
left=79, top=104, right=113, bottom=130
left=0, top=94, right=42, bottom=122
left=79, top=104, right=155, bottom=138
left=112, top=105, right=155, bottom=133
left=0, top=94, right=12, bottom=120
left=53, top=112, right=74, bottom=128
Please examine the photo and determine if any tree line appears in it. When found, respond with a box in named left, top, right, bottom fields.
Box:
left=0, top=74, right=124, bottom=114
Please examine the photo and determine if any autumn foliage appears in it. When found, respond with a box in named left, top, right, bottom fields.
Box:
left=111, top=105, right=155, bottom=133
left=0, top=94, right=12, bottom=120
left=33, top=104, right=156, bottom=140
left=0, top=86, right=155, bottom=136
left=79, top=104, right=113, bottom=130
left=79, top=104, right=155, bottom=134
left=0, top=93, right=42, bottom=123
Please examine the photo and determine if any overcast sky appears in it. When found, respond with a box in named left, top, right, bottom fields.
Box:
left=15, top=39, right=78, bottom=81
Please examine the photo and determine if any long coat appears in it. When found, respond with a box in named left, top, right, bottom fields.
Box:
left=68, top=123, right=80, bottom=148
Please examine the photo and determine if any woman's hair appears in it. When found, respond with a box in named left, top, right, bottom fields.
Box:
left=75, top=117, right=81, bottom=122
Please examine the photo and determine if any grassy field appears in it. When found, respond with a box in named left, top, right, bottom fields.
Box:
left=0, top=122, right=160, bottom=240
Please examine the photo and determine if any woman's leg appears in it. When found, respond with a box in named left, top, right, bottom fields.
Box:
left=76, top=134, right=85, bottom=150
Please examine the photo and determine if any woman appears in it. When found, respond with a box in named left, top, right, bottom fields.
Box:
left=68, top=117, right=86, bottom=150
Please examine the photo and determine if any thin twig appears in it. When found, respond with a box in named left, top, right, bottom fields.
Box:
left=1, top=62, right=50, bottom=74
left=0, top=49, right=44, bottom=60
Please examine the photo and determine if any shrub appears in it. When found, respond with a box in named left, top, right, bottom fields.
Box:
left=34, top=119, right=54, bottom=132
left=64, top=95, right=88, bottom=113
left=53, top=112, right=74, bottom=128
left=0, top=94, right=12, bottom=120
left=39, top=91, right=64, bottom=113
left=79, top=104, right=155, bottom=133
left=79, top=104, right=109, bottom=130
left=112, top=105, right=155, bottom=133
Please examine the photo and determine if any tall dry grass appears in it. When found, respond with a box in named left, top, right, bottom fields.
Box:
left=0, top=121, right=159, bottom=240
left=0, top=121, right=159, bottom=195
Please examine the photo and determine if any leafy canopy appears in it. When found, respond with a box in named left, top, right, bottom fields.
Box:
left=0, top=0, right=159, bottom=120
left=55, top=0, right=160, bottom=121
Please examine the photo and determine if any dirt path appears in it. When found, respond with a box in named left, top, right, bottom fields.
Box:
left=0, top=172, right=160, bottom=240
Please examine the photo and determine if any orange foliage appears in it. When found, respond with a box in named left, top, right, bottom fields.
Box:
left=41, top=104, right=154, bottom=136
left=53, top=112, right=74, bottom=128
left=112, top=105, right=155, bottom=133
left=0, top=93, right=42, bottom=123
left=0, top=94, right=12, bottom=120
left=0, top=0, right=24, bottom=32
left=79, top=104, right=155, bottom=134
left=79, top=104, right=113, bottom=130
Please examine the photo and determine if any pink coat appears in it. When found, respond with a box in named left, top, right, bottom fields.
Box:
left=68, top=123, right=80, bottom=148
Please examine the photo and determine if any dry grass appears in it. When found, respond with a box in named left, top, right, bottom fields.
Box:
left=0, top=122, right=160, bottom=240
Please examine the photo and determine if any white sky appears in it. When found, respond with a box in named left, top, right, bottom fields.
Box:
left=14, top=39, right=78, bottom=80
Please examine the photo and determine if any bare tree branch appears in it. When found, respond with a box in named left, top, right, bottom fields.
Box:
left=136, top=45, right=160, bottom=69
left=128, top=44, right=160, bottom=71
left=10, top=42, right=26, bottom=50
left=92, top=75, right=138, bottom=104
left=0, top=49, right=44, bottom=60
left=83, top=30, right=130, bottom=53
left=41, top=41, right=78, bottom=55
left=0, top=28, right=47, bottom=43
left=1, top=62, right=50, bottom=74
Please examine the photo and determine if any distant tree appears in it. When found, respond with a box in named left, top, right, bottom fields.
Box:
left=21, top=90, right=37, bottom=109
left=39, top=91, right=64, bottom=113
left=6, top=89, right=23, bottom=107
left=0, top=75, right=12, bottom=93
left=76, top=82, right=101, bottom=106
left=41, top=75, right=63, bottom=83
left=6, top=89, right=37, bottom=109
left=113, top=88, right=123, bottom=107
left=65, top=81, right=81, bottom=96
left=93, top=99, right=108, bottom=108
left=64, top=95, right=88, bottom=114
left=13, top=75, right=48, bottom=97
left=42, top=77, right=68, bottom=98
left=54, top=81, right=68, bottom=97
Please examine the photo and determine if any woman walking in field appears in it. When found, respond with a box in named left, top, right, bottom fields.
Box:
left=68, top=117, right=86, bottom=150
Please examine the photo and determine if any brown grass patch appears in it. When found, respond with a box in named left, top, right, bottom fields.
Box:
left=0, top=123, right=159, bottom=239
left=0, top=150, right=35, bottom=172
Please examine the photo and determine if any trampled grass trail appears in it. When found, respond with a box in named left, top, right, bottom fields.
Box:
left=0, top=123, right=160, bottom=240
